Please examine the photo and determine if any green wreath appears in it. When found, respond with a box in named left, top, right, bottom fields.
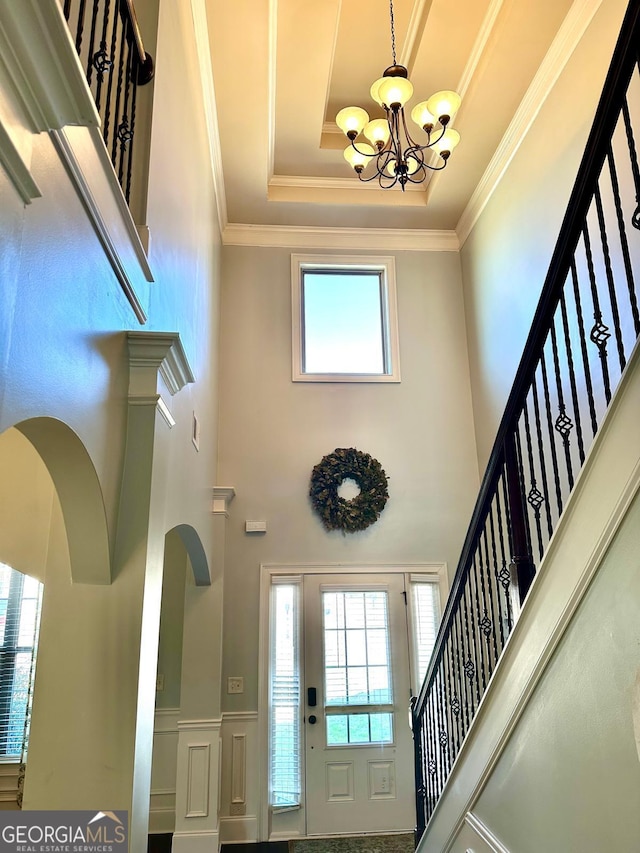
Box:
left=309, top=447, right=389, bottom=533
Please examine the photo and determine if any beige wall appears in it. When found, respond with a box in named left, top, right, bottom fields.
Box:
left=218, top=245, right=479, bottom=711
left=460, top=0, right=629, bottom=469
left=474, top=485, right=640, bottom=852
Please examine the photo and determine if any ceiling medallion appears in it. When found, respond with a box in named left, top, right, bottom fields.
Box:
left=336, top=0, right=461, bottom=190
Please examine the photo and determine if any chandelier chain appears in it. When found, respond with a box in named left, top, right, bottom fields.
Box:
left=389, top=0, right=397, bottom=65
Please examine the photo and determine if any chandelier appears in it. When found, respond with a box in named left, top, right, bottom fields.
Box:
left=336, top=0, right=461, bottom=190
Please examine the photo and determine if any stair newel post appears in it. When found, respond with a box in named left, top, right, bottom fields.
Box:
left=411, top=695, right=426, bottom=846
left=504, top=430, right=536, bottom=607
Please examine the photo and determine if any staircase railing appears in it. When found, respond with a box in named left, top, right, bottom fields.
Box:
left=62, top=0, right=154, bottom=204
left=412, top=0, right=640, bottom=840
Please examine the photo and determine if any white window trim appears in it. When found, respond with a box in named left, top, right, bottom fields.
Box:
left=291, top=254, right=401, bottom=383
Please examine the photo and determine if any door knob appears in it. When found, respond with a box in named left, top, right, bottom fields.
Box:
left=308, top=714, right=317, bottom=725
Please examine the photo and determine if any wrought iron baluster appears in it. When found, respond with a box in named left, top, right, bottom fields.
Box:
left=411, top=696, right=426, bottom=841
left=505, top=430, right=536, bottom=605
left=117, top=33, right=134, bottom=184
left=594, top=184, right=626, bottom=372
left=539, top=351, right=564, bottom=517
left=94, top=0, right=114, bottom=111
left=529, top=373, right=554, bottom=538
left=496, top=471, right=514, bottom=632
left=487, top=504, right=506, bottom=648
left=522, top=398, right=545, bottom=559
left=559, top=289, right=586, bottom=465
left=75, top=0, right=88, bottom=53
left=125, top=60, right=139, bottom=203
left=85, top=0, right=101, bottom=86
left=430, top=684, right=443, bottom=803
left=570, top=258, right=599, bottom=436
left=449, top=612, right=465, bottom=743
left=583, top=220, right=613, bottom=403
left=469, top=556, right=487, bottom=692
left=621, top=98, right=640, bottom=229
left=111, top=20, right=127, bottom=164
left=481, top=528, right=500, bottom=667
left=426, top=691, right=439, bottom=815
left=460, top=590, right=478, bottom=711
left=455, top=604, right=471, bottom=732
left=607, top=145, right=640, bottom=334
left=435, top=668, right=450, bottom=779
left=442, top=643, right=457, bottom=765
left=464, top=576, right=482, bottom=704
left=550, top=318, right=575, bottom=490
left=64, top=0, right=73, bottom=21
left=103, top=0, right=121, bottom=151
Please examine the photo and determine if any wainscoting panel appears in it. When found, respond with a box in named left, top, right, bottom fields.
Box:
left=219, top=712, right=259, bottom=843
left=149, top=708, right=179, bottom=834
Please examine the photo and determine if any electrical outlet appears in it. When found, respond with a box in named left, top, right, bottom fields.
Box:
left=156, top=674, right=165, bottom=692
left=227, top=676, right=244, bottom=694
left=230, top=802, right=246, bottom=816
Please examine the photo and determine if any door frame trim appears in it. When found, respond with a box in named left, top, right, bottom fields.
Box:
left=257, top=562, right=448, bottom=841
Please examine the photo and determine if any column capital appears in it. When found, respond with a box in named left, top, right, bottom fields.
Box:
left=211, top=487, right=235, bottom=517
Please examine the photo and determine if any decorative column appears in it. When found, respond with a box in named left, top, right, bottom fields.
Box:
left=119, top=331, right=195, bottom=853
left=172, top=487, right=234, bottom=853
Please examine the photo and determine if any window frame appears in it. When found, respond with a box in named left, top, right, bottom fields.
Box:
left=291, top=255, right=401, bottom=383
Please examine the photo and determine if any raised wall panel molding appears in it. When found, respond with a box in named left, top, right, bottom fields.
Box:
left=0, top=0, right=99, bottom=132
left=212, top=487, right=236, bottom=516
left=174, top=721, right=222, bottom=852
left=465, top=813, right=511, bottom=853
left=186, top=744, right=210, bottom=818
left=223, top=223, right=459, bottom=252
left=231, top=734, right=246, bottom=804
left=456, top=0, right=603, bottom=246
left=51, top=127, right=153, bottom=324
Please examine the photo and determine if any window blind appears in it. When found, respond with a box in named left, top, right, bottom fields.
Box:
left=410, top=577, right=441, bottom=694
left=269, top=579, right=301, bottom=809
left=0, top=564, right=43, bottom=761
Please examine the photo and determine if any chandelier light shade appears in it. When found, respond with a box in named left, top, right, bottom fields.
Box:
left=336, top=0, right=462, bottom=190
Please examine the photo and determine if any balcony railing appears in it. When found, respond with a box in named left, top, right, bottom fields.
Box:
left=412, top=0, right=640, bottom=839
left=62, top=0, right=154, bottom=204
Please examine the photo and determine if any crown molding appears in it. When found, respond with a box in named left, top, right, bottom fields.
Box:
left=455, top=0, right=603, bottom=247
left=190, top=0, right=228, bottom=233
left=269, top=173, right=425, bottom=193
left=222, top=223, right=459, bottom=252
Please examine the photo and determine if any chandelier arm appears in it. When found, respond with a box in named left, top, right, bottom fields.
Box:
left=400, top=107, right=421, bottom=149
left=350, top=140, right=378, bottom=158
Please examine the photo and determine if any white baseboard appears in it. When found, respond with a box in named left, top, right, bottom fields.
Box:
left=171, top=829, right=220, bottom=853
left=219, top=815, right=259, bottom=844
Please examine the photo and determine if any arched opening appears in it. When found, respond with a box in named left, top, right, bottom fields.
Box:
left=0, top=421, right=113, bottom=810
left=15, top=418, right=111, bottom=585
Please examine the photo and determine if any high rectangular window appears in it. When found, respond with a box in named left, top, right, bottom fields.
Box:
left=292, top=256, right=400, bottom=382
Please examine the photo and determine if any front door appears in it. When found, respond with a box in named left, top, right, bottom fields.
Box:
left=303, top=574, right=414, bottom=835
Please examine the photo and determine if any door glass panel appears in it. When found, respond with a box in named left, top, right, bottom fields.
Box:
left=326, top=712, right=393, bottom=746
left=322, top=589, right=393, bottom=745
